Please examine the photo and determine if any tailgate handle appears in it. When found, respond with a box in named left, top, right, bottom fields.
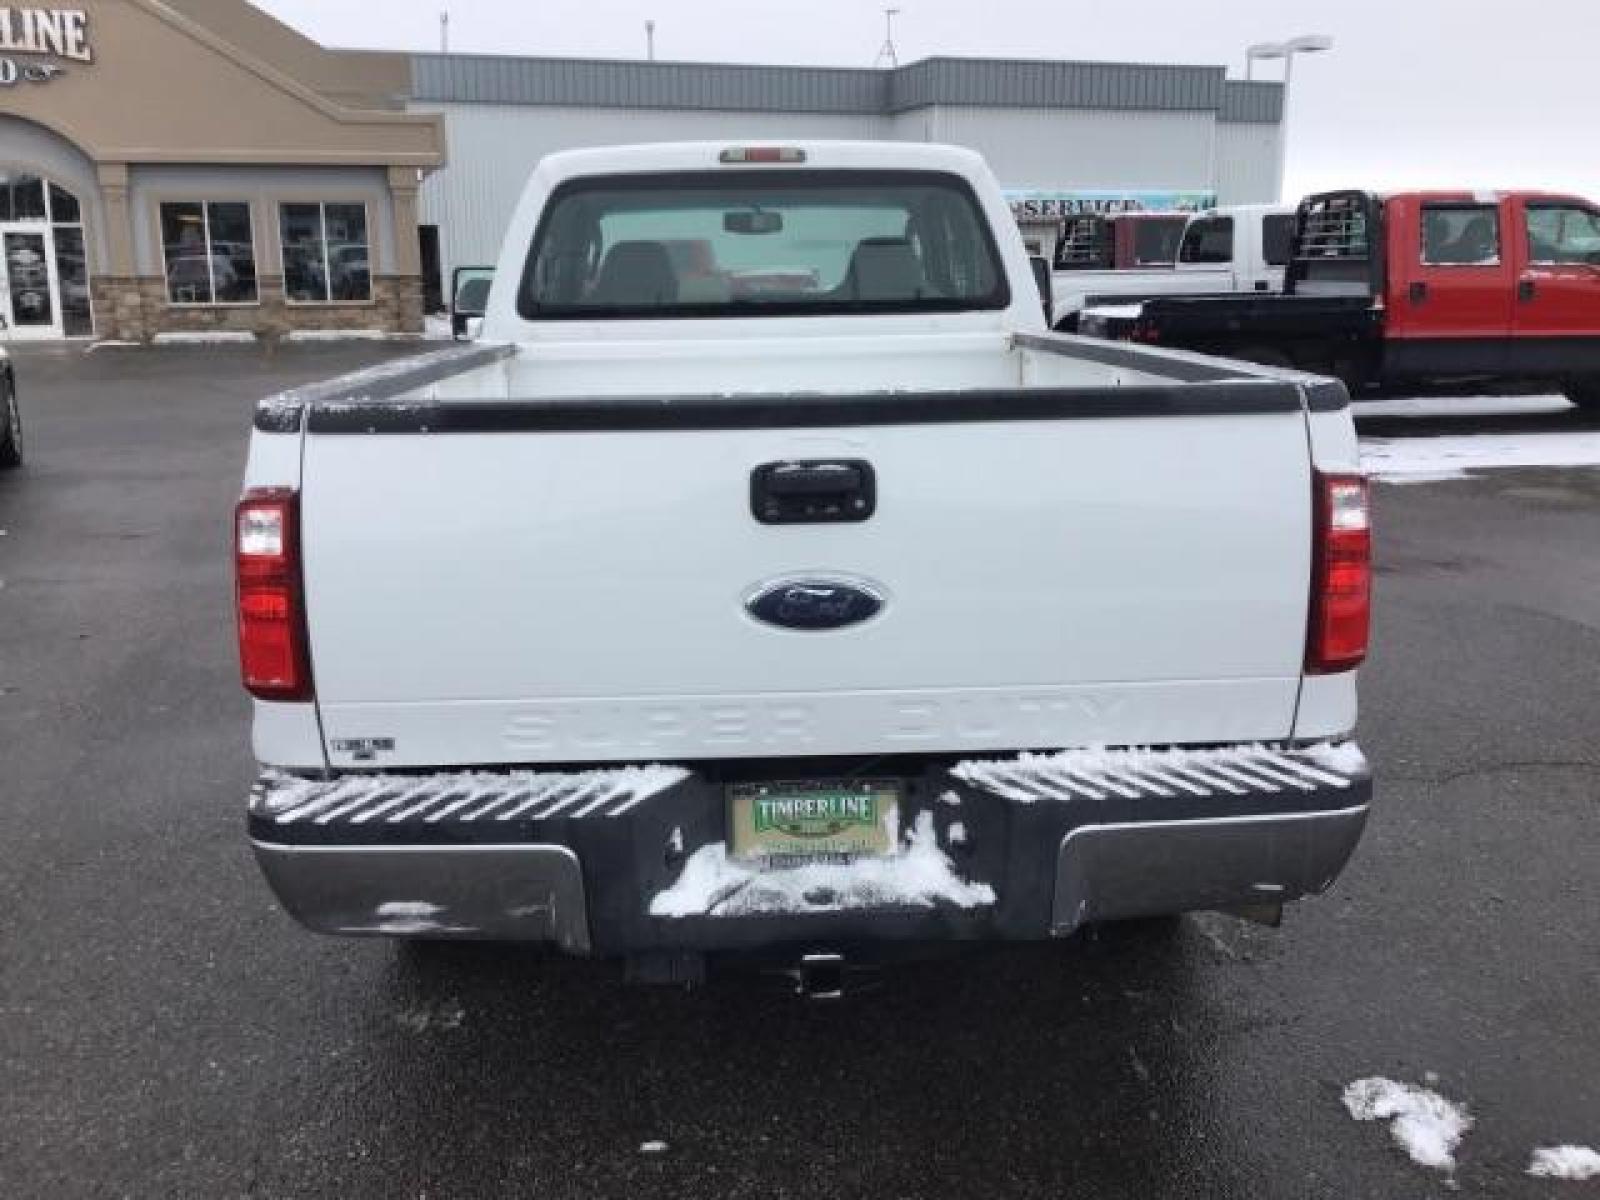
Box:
left=751, top=459, right=876, bottom=524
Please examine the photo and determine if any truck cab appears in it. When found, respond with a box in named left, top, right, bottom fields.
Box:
left=1380, top=191, right=1600, bottom=393
left=1174, top=204, right=1295, bottom=293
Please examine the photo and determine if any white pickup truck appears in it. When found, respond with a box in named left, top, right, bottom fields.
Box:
left=239, top=142, right=1372, bottom=991
left=1051, top=203, right=1295, bottom=331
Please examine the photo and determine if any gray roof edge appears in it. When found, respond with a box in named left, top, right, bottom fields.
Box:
left=411, top=53, right=1282, bottom=120
left=1220, top=79, right=1285, bottom=123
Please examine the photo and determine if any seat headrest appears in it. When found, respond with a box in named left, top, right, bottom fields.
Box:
left=845, top=237, right=926, bottom=302
left=592, top=241, right=679, bottom=306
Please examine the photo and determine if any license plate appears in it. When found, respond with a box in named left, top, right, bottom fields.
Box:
left=728, top=779, right=902, bottom=865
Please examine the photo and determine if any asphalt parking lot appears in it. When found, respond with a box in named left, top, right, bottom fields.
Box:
left=1, top=343, right=1596, bottom=1199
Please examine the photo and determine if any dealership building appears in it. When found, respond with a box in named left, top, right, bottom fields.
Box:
left=0, top=0, right=1283, bottom=343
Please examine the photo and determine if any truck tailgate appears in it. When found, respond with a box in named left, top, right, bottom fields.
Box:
left=300, top=394, right=1312, bottom=767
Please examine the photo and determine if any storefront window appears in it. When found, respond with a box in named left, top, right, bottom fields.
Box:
left=52, top=226, right=93, bottom=338
left=280, top=202, right=371, bottom=304
left=48, top=183, right=81, bottom=224
left=160, top=201, right=258, bottom=305
left=0, top=172, right=49, bottom=222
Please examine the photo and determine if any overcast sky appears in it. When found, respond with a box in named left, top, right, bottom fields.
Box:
left=254, top=0, right=1600, bottom=200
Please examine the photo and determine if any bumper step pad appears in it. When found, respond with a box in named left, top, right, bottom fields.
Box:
left=252, top=764, right=688, bottom=832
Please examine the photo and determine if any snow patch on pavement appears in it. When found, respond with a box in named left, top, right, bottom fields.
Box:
left=1528, top=1145, right=1600, bottom=1180
left=283, top=329, right=387, bottom=343
left=395, top=998, right=465, bottom=1033
left=151, top=331, right=256, bottom=345
left=1361, top=431, right=1600, bottom=480
left=1343, top=1077, right=1473, bottom=1172
left=649, top=811, right=994, bottom=918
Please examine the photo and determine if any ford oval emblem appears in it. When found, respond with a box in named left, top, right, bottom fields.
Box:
left=746, top=577, right=885, bottom=631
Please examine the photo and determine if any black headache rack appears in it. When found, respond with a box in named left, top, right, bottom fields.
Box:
left=1287, top=190, right=1385, bottom=300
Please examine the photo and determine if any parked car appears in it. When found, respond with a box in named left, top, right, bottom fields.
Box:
left=1049, top=204, right=1294, bottom=330
left=1082, top=189, right=1600, bottom=406
left=237, top=141, right=1372, bottom=991
left=0, top=341, right=23, bottom=468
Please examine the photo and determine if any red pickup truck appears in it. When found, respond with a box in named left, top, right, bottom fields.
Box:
left=1083, top=190, right=1600, bottom=407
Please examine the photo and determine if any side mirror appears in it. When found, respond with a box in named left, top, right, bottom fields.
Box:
left=450, top=266, right=494, bottom=340
left=1029, top=255, right=1054, bottom=326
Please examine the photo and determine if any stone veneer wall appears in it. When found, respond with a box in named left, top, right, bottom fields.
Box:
left=90, top=276, right=424, bottom=341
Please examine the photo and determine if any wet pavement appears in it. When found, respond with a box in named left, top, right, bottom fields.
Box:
left=1, top=343, right=1595, bottom=1198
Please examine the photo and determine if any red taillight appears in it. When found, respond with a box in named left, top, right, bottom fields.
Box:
left=235, top=487, right=312, bottom=701
left=1307, top=471, right=1371, bottom=674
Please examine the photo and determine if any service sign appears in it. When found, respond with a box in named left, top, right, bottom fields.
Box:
left=1007, top=189, right=1218, bottom=220
left=0, top=7, right=91, bottom=87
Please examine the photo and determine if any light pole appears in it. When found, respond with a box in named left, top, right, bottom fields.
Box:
left=1246, top=35, right=1333, bottom=200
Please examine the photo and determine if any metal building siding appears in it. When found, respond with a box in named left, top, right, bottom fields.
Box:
left=412, top=54, right=1257, bottom=116
left=887, top=57, right=1221, bottom=112
left=1221, top=81, right=1284, bottom=124
left=930, top=106, right=1217, bottom=191
left=413, top=54, right=886, bottom=114
left=1214, top=120, right=1283, bottom=205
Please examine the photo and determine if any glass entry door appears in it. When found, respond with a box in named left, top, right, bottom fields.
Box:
left=1, top=228, right=63, bottom=340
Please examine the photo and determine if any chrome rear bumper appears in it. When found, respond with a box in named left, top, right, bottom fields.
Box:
left=248, top=743, right=1372, bottom=954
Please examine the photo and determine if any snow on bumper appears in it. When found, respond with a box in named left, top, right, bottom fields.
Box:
left=248, top=743, right=1372, bottom=955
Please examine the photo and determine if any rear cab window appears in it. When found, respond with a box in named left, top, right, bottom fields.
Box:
left=1052, top=216, right=1113, bottom=270
left=1261, top=214, right=1295, bottom=267
left=1130, top=218, right=1184, bottom=266
left=518, top=170, right=1009, bottom=319
left=1420, top=203, right=1501, bottom=266
left=1179, top=217, right=1235, bottom=264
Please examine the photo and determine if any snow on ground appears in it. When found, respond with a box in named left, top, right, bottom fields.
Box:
left=1355, top=392, right=1600, bottom=481
left=1528, top=1145, right=1600, bottom=1180
left=649, top=811, right=994, bottom=918
left=395, top=998, right=465, bottom=1033
left=150, top=331, right=256, bottom=345
left=1362, top=431, right=1600, bottom=481
left=283, top=329, right=387, bottom=343
left=1354, top=394, right=1573, bottom=419
left=1342, top=1077, right=1474, bottom=1172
